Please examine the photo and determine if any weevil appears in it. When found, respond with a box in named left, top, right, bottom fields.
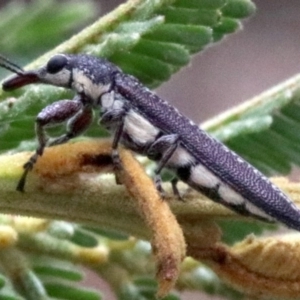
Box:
left=1, top=53, right=300, bottom=230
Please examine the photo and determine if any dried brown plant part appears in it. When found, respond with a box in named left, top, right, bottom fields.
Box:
left=33, top=139, right=115, bottom=180
left=28, top=139, right=186, bottom=297
left=182, top=219, right=222, bottom=256
left=185, top=178, right=300, bottom=299
left=189, top=234, right=300, bottom=300
left=170, top=193, right=224, bottom=250
left=0, top=225, right=18, bottom=248
left=116, top=149, right=186, bottom=298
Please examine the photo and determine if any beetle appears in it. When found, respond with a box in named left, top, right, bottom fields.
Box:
left=1, top=53, right=300, bottom=230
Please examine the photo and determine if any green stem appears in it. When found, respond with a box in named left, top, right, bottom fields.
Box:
left=0, top=150, right=240, bottom=241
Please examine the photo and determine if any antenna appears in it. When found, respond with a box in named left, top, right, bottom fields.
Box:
left=0, top=54, right=24, bottom=75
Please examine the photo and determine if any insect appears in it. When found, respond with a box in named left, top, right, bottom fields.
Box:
left=1, top=53, right=300, bottom=230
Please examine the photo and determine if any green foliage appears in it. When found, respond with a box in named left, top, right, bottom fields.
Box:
left=44, top=282, right=101, bottom=300
left=82, top=226, right=129, bottom=241
left=207, top=83, right=300, bottom=175
left=0, top=219, right=104, bottom=300
left=119, top=277, right=180, bottom=300
left=0, top=0, right=97, bottom=63
left=0, top=0, right=255, bottom=152
left=70, top=227, right=100, bottom=247
left=217, top=220, right=277, bottom=245
left=179, top=265, right=243, bottom=299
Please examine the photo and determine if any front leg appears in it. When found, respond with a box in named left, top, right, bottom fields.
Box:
left=17, top=96, right=93, bottom=192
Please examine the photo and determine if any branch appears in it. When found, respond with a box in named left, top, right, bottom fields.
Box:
left=2, top=140, right=300, bottom=298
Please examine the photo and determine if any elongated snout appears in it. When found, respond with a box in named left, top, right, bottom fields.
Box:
left=2, top=71, right=40, bottom=91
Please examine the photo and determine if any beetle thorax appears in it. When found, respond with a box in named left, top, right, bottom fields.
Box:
left=72, top=68, right=112, bottom=103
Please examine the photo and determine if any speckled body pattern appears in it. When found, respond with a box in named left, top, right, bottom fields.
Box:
left=114, top=72, right=300, bottom=225
left=3, top=54, right=300, bottom=230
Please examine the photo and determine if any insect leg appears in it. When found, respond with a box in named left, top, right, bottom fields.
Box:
left=48, top=105, right=93, bottom=147
left=17, top=96, right=92, bottom=192
left=99, top=91, right=129, bottom=169
left=170, top=177, right=182, bottom=199
left=100, top=109, right=127, bottom=184
left=147, top=134, right=179, bottom=195
left=99, top=107, right=127, bottom=169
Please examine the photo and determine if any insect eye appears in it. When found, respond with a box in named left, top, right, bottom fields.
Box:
left=46, top=55, right=68, bottom=74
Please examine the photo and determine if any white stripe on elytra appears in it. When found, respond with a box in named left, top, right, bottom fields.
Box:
left=189, top=163, right=272, bottom=220
left=168, top=147, right=196, bottom=167
left=124, top=109, right=159, bottom=145
left=190, top=164, right=219, bottom=188
left=244, top=201, right=273, bottom=220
